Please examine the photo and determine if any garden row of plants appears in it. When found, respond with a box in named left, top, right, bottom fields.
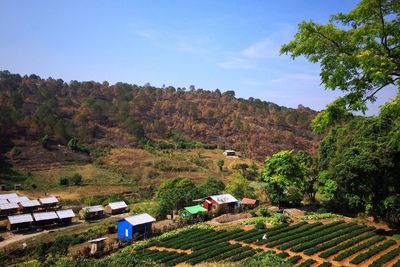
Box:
left=258, top=222, right=321, bottom=246
left=229, top=249, right=260, bottom=262
left=205, top=245, right=253, bottom=262
left=369, top=247, right=400, bottom=267
left=333, top=235, right=386, bottom=261
left=350, top=240, right=396, bottom=265
left=158, top=228, right=217, bottom=248
left=319, top=230, right=377, bottom=258
left=286, top=255, right=302, bottom=265
left=303, top=226, right=375, bottom=255
left=186, top=243, right=243, bottom=265
left=244, top=222, right=308, bottom=244
left=134, top=249, right=185, bottom=264
left=237, top=223, right=294, bottom=243
left=277, top=221, right=350, bottom=250
left=264, top=221, right=342, bottom=249
left=317, top=262, right=332, bottom=267
left=291, top=223, right=364, bottom=252
left=298, top=259, right=316, bottom=267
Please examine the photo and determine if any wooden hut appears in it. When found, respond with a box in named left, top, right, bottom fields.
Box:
left=223, top=150, right=236, bottom=156
left=105, top=201, right=128, bottom=215
left=38, top=196, right=59, bottom=210
left=32, top=211, right=59, bottom=226
left=240, top=198, right=259, bottom=209
left=117, top=213, right=156, bottom=241
left=88, top=237, right=107, bottom=255
left=79, top=205, right=104, bottom=220
left=7, top=214, right=34, bottom=231
left=19, top=200, right=41, bottom=213
left=56, top=209, right=75, bottom=225
left=0, top=202, right=19, bottom=216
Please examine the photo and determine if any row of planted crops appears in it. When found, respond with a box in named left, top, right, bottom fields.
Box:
left=132, top=221, right=400, bottom=266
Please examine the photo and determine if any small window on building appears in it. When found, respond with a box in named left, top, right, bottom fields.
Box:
left=125, top=229, right=128, bottom=237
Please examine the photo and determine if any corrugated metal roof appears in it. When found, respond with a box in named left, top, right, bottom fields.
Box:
left=0, top=199, right=9, bottom=204
left=39, top=196, right=59, bottom=204
left=32, top=211, right=58, bottom=221
left=240, top=198, right=258, bottom=205
left=82, top=205, right=104, bottom=213
left=8, top=214, right=34, bottom=224
left=0, top=203, right=19, bottom=210
left=19, top=200, right=41, bottom=207
left=124, top=213, right=156, bottom=226
left=0, top=193, right=18, bottom=200
left=210, top=194, right=238, bottom=204
left=88, top=237, right=107, bottom=243
left=108, top=201, right=127, bottom=210
left=56, top=209, right=75, bottom=219
left=8, top=196, right=30, bottom=203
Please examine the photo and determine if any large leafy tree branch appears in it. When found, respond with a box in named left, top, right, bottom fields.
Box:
left=281, top=0, right=400, bottom=132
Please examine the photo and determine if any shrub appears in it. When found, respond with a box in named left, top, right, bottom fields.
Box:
left=71, top=173, right=83, bottom=185
left=59, top=177, right=69, bottom=186
left=255, top=221, right=265, bottom=229
left=259, top=207, right=270, bottom=217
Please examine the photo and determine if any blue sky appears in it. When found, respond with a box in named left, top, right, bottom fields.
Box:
left=0, top=0, right=397, bottom=114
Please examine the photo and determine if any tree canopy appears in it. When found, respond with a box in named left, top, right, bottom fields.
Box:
left=281, top=0, right=400, bottom=132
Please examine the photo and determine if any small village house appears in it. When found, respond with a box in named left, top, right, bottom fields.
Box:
left=201, top=193, right=239, bottom=214
left=0, top=193, right=18, bottom=200
left=222, top=149, right=236, bottom=156
left=240, top=198, right=259, bottom=209
left=32, top=211, right=59, bottom=226
left=8, top=196, right=30, bottom=204
left=56, top=209, right=75, bottom=225
left=38, top=196, right=59, bottom=210
left=0, top=202, right=19, bottom=216
left=80, top=205, right=105, bottom=220
left=105, top=201, right=128, bottom=215
left=7, top=214, right=34, bottom=231
left=117, top=213, right=156, bottom=241
left=88, top=237, right=107, bottom=255
left=19, top=200, right=41, bottom=213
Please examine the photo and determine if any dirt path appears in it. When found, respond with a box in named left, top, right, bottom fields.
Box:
left=148, top=246, right=191, bottom=254
left=0, top=221, right=84, bottom=250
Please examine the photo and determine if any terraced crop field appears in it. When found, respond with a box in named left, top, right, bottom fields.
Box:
left=132, top=222, right=400, bottom=266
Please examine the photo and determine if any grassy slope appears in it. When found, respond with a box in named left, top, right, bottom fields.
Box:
left=15, top=148, right=260, bottom=204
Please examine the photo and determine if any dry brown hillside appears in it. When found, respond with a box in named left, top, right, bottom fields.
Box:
left=0, top=71, right=320, bottom=166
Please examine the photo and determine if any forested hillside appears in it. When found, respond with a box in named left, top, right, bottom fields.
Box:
left=0, top=71, right=319, bottom=161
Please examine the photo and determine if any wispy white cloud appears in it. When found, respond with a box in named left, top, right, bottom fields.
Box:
left=219, top=24, right=294, bottom=69
left=242, top=73, right=321, bottom=88
left=175, top=34, right=215, bottom=55
left=219, top=57, right=257, bottom=70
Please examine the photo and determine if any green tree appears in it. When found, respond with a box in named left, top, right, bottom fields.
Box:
left=156, top=177, right=199, bottom=218
left=318, top=111, right=400, bottom=226
left=217, top=159, right=224, bottom=172
left=294, top=151, right=319, bottom=203
left=197, top=176, right=225, bottom=197
left=261, top=150, right=303, bottom=208
left=225, top=173, right=254, bottom=199
left=281, top=0, right=400, bottom=132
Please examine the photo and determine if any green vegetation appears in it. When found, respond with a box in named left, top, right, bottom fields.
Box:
left=295, top=213, right=342, bottom=220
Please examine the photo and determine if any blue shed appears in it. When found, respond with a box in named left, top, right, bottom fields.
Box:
left=117, top=213, right=156, bottom=241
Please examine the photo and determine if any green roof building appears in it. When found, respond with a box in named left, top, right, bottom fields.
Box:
left=184, top=205, right=207, bottom=215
